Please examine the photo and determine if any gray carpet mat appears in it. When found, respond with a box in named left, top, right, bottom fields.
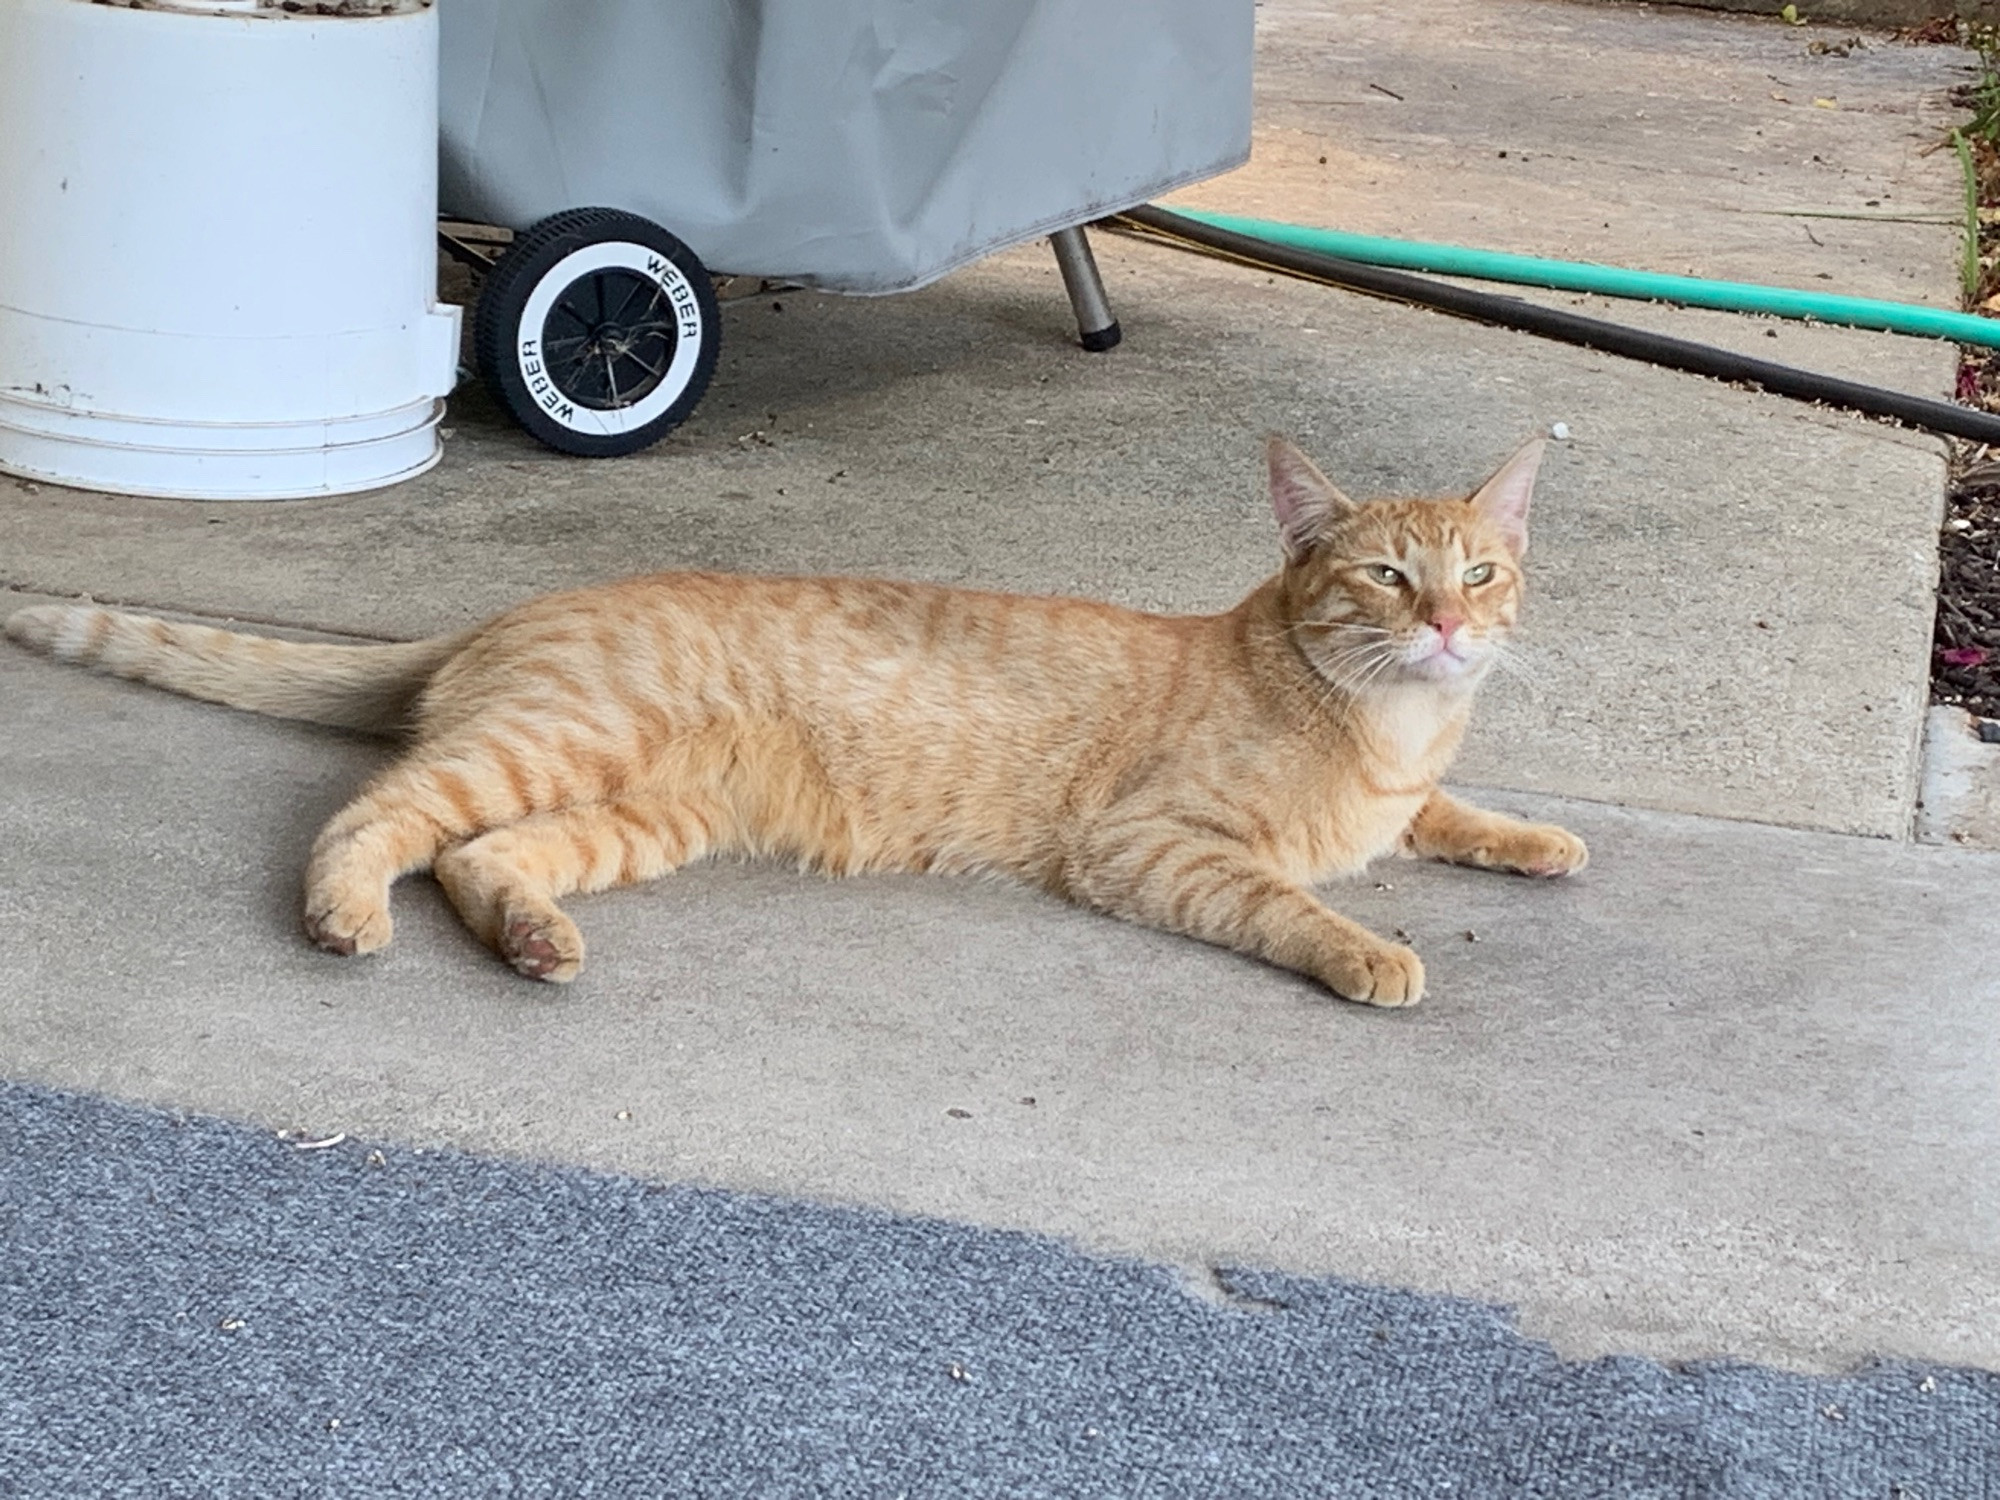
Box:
left=2, top=1080, right=1993, bottom=1498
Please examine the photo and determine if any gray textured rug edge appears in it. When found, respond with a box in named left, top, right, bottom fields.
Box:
left=2, top=1079, right=1994, bottom=1499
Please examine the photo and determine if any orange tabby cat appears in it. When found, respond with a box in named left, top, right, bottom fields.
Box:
left=4, top=437, right=1584, bottom=1006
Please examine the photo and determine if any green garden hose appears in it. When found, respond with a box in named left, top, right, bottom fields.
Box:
left=1171, top=208, right=2000, bottom=350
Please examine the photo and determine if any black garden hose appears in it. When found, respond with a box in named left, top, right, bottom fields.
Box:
left=1112, top=204, right=2000, bottom=448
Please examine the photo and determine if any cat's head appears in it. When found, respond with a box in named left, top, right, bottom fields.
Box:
left=1265, top=435, right=1542, bottom=694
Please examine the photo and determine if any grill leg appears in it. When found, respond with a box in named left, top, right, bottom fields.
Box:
left=1050, top=226, right=1121, bottom=353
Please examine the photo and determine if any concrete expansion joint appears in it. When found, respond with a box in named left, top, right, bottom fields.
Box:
left=1, top=580, right=406, bottom=647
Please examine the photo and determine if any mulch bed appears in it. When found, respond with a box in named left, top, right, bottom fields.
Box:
left=1936, top=46, right=2000, bottom=726
left=1936, top=446, right=2000, bottom=720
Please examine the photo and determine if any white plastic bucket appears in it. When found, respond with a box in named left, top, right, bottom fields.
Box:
left=0, top=0, right=460, bottom=500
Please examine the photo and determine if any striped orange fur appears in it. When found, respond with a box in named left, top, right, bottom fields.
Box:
left=3, top=437, right=1585, bottom=1005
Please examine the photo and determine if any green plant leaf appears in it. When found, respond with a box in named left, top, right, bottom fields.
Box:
left=1956, top=129, right=1982, bottom=303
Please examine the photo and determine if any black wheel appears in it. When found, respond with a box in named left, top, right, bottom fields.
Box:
left=474, top=207, right=721, bottom=458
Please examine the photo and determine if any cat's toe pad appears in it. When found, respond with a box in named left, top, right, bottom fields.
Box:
left=501, top=915, right=583, bottom=983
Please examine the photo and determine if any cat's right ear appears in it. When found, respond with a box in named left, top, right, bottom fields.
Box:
left=1266, top=435, right=1358, bottom=562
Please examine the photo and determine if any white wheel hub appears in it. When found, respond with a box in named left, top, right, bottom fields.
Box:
left=514, top=240, right=707, bottom=437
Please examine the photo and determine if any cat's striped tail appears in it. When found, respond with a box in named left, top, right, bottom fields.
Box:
left=3, top=603, right=470, bottom=734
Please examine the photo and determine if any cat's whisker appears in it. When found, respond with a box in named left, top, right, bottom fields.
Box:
left=1312, top=641, right=1388, bottom=682
left=1347, top=650, right=1405, bottom=697
left=1250, top=620, right=1394, bottom=654
left=1322, top=640, right=1403, bottom=698
left=1313, top=633, right=1397, bottom=657
left=1293, top=620, right=1392, bottom=636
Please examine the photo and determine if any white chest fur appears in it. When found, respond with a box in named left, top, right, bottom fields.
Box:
left=1362, top=681, right=1468, bottom=773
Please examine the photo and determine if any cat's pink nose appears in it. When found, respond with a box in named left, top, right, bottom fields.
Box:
left=1431, top=615, right=1463, bottom=641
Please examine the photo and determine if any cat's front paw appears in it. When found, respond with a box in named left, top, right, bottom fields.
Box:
left=1320, top=940, right=1425, bottom=1008
left=1450, top=822, right=1588, bottom=878
left=1507, top=825, right=1588, bottom=878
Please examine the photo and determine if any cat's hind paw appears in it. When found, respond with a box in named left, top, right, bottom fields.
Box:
left=501, top=911, right=584, bottom=983
left=303, top=897, right=393, bottom=957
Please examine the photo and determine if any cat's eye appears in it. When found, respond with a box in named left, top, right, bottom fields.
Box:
left=1463, top=562, right=1496, bottom=586
left=1365, top=564, right=1405, bottom=587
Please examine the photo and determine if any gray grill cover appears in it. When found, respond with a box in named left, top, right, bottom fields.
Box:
left=438, top=0, right=1252, bottom=294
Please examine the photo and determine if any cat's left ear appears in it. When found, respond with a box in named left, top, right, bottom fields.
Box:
left=1468, top=438, right=1544, bottom=557
left=1267, top=435, right=1359, bottom=562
